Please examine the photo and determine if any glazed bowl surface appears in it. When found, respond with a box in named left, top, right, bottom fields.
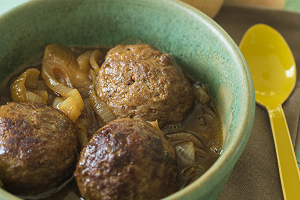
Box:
left=0, top=0, right=255, bottom=199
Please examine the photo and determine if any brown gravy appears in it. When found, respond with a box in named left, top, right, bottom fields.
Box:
left=0, top=46, right=223, bottom=200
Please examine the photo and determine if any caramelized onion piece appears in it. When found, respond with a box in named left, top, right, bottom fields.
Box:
left=42, top=59, right=84, bottom=111
left=182, top=165, right=205, bottom=179
left=24, top=69, right=39, bottom=89
left=24, top=92, right=47, bottom=104
left=11, top=68, right=48, bottom=104
left=73, top=51, right=93, bottom=89
left=77, top=51, right=93, bottom=72
left=90, top=69, right=97, bottom=90
left=89, top=69, right=116, bottom=124
left=77, top=98, right=94, bottom=127
left=44, top=44, right=92, bottom=89
left=166, top=131, right=208, bottom=158
left=181, top=165, right=206, bottom=188
left=75, top=123, right=89, bottom=150
left=90, top=49, right=103, bottom=74
left=44, top=44, right=75, bottom=87
left=72, top=71, right=92, bottom=89
left=52, top=97, right=64, bottom=110
left=176, top=141, right=196, bottom=167
left=73, top=71, right=91, bottom=84
left=56, top=96, right=81, bottom=123
left=89, top=92, right=116, bottom=124
left=192, top=82, right=212, bottom=104
left=165, top=132, right=204, bottom=148
left=32, top=90, right=48, bottom=103
left=44, top=44, right=78, bottom=73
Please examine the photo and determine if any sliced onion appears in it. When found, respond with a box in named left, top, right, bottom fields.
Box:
left=182, top=165, right=205, bottom=178
left=90, top=49, right=103, bottom=74
left=73, top=51, right=93, bottom=89
left=24, top=69, right=39, bottom=89
left=72, top=69, right=89, bottom=82
left=77, top=51, right=93, bottom=72
left=45, top=44, right=93, bottom=90
left=176, top=141, right=196, bottom=167
left=68, top=89, right=85, bottom=112
left=72, top=69, right=92, bottom=89
left=11, top=68, right=47, bottom=104
left=89, top=91, right=116, bottom=124
left=32, top=90, right=48, bottom=103
left=11, top=68, right=36, bottom=102
left=42, top=59, right=84, bottom=111
left=44, top=44, right=76, bottom=70
left=34, top=80, right=58, bottom=105
left=90, top=69, right=97, bottom=91
left=165, top=132, right=204, bottom=148
left=74, top=123, right=89, bottom=150
left=88, top=69, right=116, bottom=124
left=58, top=96, right=81, bottom=123
left=25, top=91, right=46, bottom=104
left=77, top=97, right=101, bottom=137
left=25, top=90, right=48, bottom=104
left=52, top=97, right=64, bottom=110
left=44, top=44, right=78, bottom=86
left=77, top=98, right=96, bottom=127
left=44, top=44, right=90, bottom=86
left=42, top=59, right=74, bottom=89
left=181, top=165, right=206, bottom=188
left=192, top=82, right=212, bottom=104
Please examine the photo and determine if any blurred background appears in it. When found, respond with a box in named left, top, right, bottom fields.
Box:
left=1, top=0, right=299, bottom=19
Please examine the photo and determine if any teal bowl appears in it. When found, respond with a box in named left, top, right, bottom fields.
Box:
left=0, top=0, right=255, bottom=199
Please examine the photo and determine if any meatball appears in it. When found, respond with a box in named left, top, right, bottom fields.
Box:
left=74, top=118, right=179, bottom=200
left=96, top=43, right=194, bottom=128
left=0, top=102, right=78, bottom=196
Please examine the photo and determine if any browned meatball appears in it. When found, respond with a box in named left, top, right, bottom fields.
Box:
left=96, top=43, right=194, bottom=128
left=0, top=102, right=78, bottom=196
left=74, top=118, right=179, bottom=200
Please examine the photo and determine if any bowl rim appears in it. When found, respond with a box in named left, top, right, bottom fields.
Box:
left=0, top=0, right=255, bottom=199
left=162, top=0, right=254, bottom=199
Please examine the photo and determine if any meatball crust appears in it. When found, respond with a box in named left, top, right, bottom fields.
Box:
left=74, top=118, right=179, bottom=200
left=96, top=43, right=194, bottom=128
left=0, top=102, right=78, bottom=196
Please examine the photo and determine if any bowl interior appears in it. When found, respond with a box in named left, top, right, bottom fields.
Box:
left=0, top=0, right=255, bottom=199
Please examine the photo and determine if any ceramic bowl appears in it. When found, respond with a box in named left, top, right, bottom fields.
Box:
left=0, top=0, right=255, bottom=199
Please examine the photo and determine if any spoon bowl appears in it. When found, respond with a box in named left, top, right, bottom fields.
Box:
left=240, top=24, right=296, bottom=107
left=240, top=23, right=300, bottom=200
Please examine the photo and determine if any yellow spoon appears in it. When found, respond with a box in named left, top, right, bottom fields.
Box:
left=240, top=24, right=300, bottom=200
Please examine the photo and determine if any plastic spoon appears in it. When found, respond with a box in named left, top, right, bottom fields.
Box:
left=239, top=24, right=300, bottom=200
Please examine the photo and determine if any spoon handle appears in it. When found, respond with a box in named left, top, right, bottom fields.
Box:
left=268, top=105, right=300, bottom=200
